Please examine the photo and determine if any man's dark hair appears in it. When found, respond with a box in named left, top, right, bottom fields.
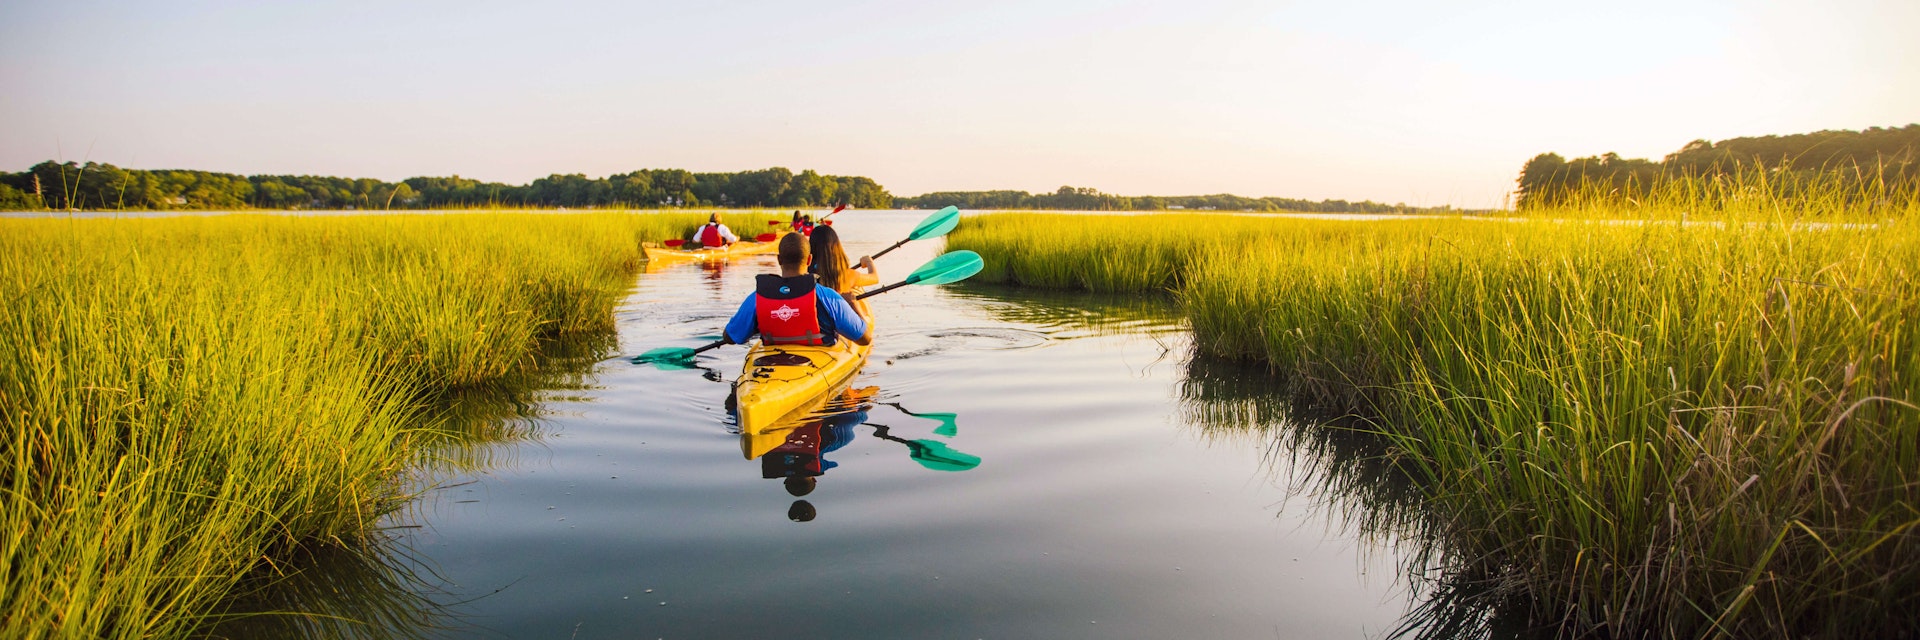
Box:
left=777, top=232, right=807, bottom=267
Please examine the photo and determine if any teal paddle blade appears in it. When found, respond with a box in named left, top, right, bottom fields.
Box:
left=885, top=403, right=959, bottom=436
left=903, top=250, right=983, bottom=286
left=906, top=206, right=961, bottom=241
left=924, top=413, right=959, bottom=437
left=902, top=439, right=981, bottom=472
left=632, top=346, right=698, bottom=368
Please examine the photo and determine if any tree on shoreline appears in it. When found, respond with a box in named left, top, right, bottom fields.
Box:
left=1516, top=124, right=1919, bottom=209
left=0, top=163, right=894, bottom=211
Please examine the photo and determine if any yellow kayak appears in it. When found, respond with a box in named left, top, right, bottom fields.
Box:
left=733, top=313, right=874, bottom=439
left=740, top=386, right=878, bottom=460
left=642, top=236, right=781, bottom=263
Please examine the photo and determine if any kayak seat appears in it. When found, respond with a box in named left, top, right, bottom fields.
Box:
left=753, top=353, right=815, bottom=367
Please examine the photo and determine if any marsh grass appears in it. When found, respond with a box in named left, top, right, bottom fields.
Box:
left=0, top=211, right=777, bottom=638
left=947, top=186, right=1920, bottom=637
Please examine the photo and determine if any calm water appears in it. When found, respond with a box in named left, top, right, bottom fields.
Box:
left=222, top=211, right=1421, bottom=638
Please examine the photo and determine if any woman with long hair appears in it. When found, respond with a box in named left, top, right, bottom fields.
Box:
left=807, top=225, right=878, bottom=317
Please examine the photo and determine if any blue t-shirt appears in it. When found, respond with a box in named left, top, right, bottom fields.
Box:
left=818, top=409, right=866, bottom=471
left=724, top=286, right=867, bottom=345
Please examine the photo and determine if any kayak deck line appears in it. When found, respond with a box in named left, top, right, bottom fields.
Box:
left=732, top=319, right=875, bottom=441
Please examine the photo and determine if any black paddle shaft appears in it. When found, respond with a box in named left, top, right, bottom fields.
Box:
left=855, top=280, right=909, bottom=300
left=870, top=238, right=909, bottom=259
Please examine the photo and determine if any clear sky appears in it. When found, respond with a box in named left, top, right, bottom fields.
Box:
left=2, top=0, right=1915, bottom=208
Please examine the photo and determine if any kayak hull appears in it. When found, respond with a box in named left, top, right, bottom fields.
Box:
left=734, top=329, right=873, bottom=438
left=643, top=236, right=781, bottom=263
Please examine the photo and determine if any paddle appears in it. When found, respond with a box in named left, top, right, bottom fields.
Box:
left=632, top=250, right=987, bottom=366
left=883, top=402, right=959, bottom=437
left=663, top=232, right=777, bottom=248
left=870, top=206, right=959, bottom=259
left=870, top=424, right=981, bottom=471
left=855, top=250, right=981, bottom=299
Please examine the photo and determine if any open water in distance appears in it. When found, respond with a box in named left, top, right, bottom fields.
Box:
left=262, top=211, right=1420, bottom=638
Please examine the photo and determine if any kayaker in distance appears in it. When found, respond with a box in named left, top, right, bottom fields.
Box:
left=693, top=213, right=738, bottom=247
left=789, top=210, right=816, bottom=236
left=721, top=233, right=872, bottom=347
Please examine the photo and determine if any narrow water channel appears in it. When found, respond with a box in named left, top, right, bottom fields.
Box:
left=234, top=211, right=1423, bottom=638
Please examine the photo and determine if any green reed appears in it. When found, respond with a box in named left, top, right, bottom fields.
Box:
left=946, top=186, right=1920, bottom=637
left=0, top=211, right=777, bottom=638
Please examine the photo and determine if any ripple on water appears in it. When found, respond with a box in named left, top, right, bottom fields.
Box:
left=890, top=326, right=1051, bottom=360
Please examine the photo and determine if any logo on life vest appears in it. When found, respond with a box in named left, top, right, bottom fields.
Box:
left=770, top=304, right=801, bottom=322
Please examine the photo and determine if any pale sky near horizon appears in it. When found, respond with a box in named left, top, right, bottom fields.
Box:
left=2, top=1, right=1915, bottom=208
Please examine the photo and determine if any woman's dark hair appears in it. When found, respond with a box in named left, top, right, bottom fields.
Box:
left=808, top=225, right=853, bottom=291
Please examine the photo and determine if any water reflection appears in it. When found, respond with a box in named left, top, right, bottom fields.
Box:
left=198, top=333, right=617, bottom=638
left=1179, top=353, right=1551, bottom=640
left=746, top=386, right=981, bottom=523
left=198, top=535, right=446, bottom=639
left=942, top=281, right=1186, bottom=339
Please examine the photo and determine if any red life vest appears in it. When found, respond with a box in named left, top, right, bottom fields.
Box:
left=753, top=274, right=827, bottom=346
left=699, top=223, right=726, bottom=247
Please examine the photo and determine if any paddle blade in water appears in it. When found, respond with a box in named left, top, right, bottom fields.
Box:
left=663, top=239, right=685, bottom=247
left=754, top=232, right=777, bottom=242
left=903, top=250, right=983, bottom=286
left=768, top=220, right=786, bottom=226
left=906, top=206, right=961, bottom=241
left=903, top=439, right=981, bottom=472
left=632, top=346, right=698, bottom=367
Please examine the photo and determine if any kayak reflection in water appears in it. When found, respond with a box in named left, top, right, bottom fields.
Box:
left=699, top=259, right=726, bottom=296
left=761, top=394, right=870, bottom=523
left=749, top=386, right=982, bottom=522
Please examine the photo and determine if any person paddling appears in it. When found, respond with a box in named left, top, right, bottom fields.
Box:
left=788, top=210, right=813, bottom=236
left=807, top=225, right=879, bottom=297
left=722, top=233, right=871, bottom=347
left=694, top=213, right=739, bottom=248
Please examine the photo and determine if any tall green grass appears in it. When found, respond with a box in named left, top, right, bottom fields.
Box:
left=947, top=191, right=1920, bottom=637
left=0, top=211, right=775, bottom=638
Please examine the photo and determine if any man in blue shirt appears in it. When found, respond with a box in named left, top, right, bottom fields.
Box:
left=723, top=233, right=871, bottom=347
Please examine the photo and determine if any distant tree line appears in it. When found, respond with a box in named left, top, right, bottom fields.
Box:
left=0, top=162, right=892, bottom=211
left=1516, top=124, right=1920, bottom=209
left=894, top=185, right=1457, bottom=214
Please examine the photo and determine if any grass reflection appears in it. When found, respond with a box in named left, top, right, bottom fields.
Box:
left=942, top=281, right=1185, bottom=338
left=1178, top=353, right=1543, bottom=638
left=196, top=536, right=446, bottom=640
left=199, top=330, right=617, bottom=638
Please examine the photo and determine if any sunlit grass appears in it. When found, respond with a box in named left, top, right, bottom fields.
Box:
left=0, top=211, right=777, bottom=638
left=946, top=185, right=1920, bottom=637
